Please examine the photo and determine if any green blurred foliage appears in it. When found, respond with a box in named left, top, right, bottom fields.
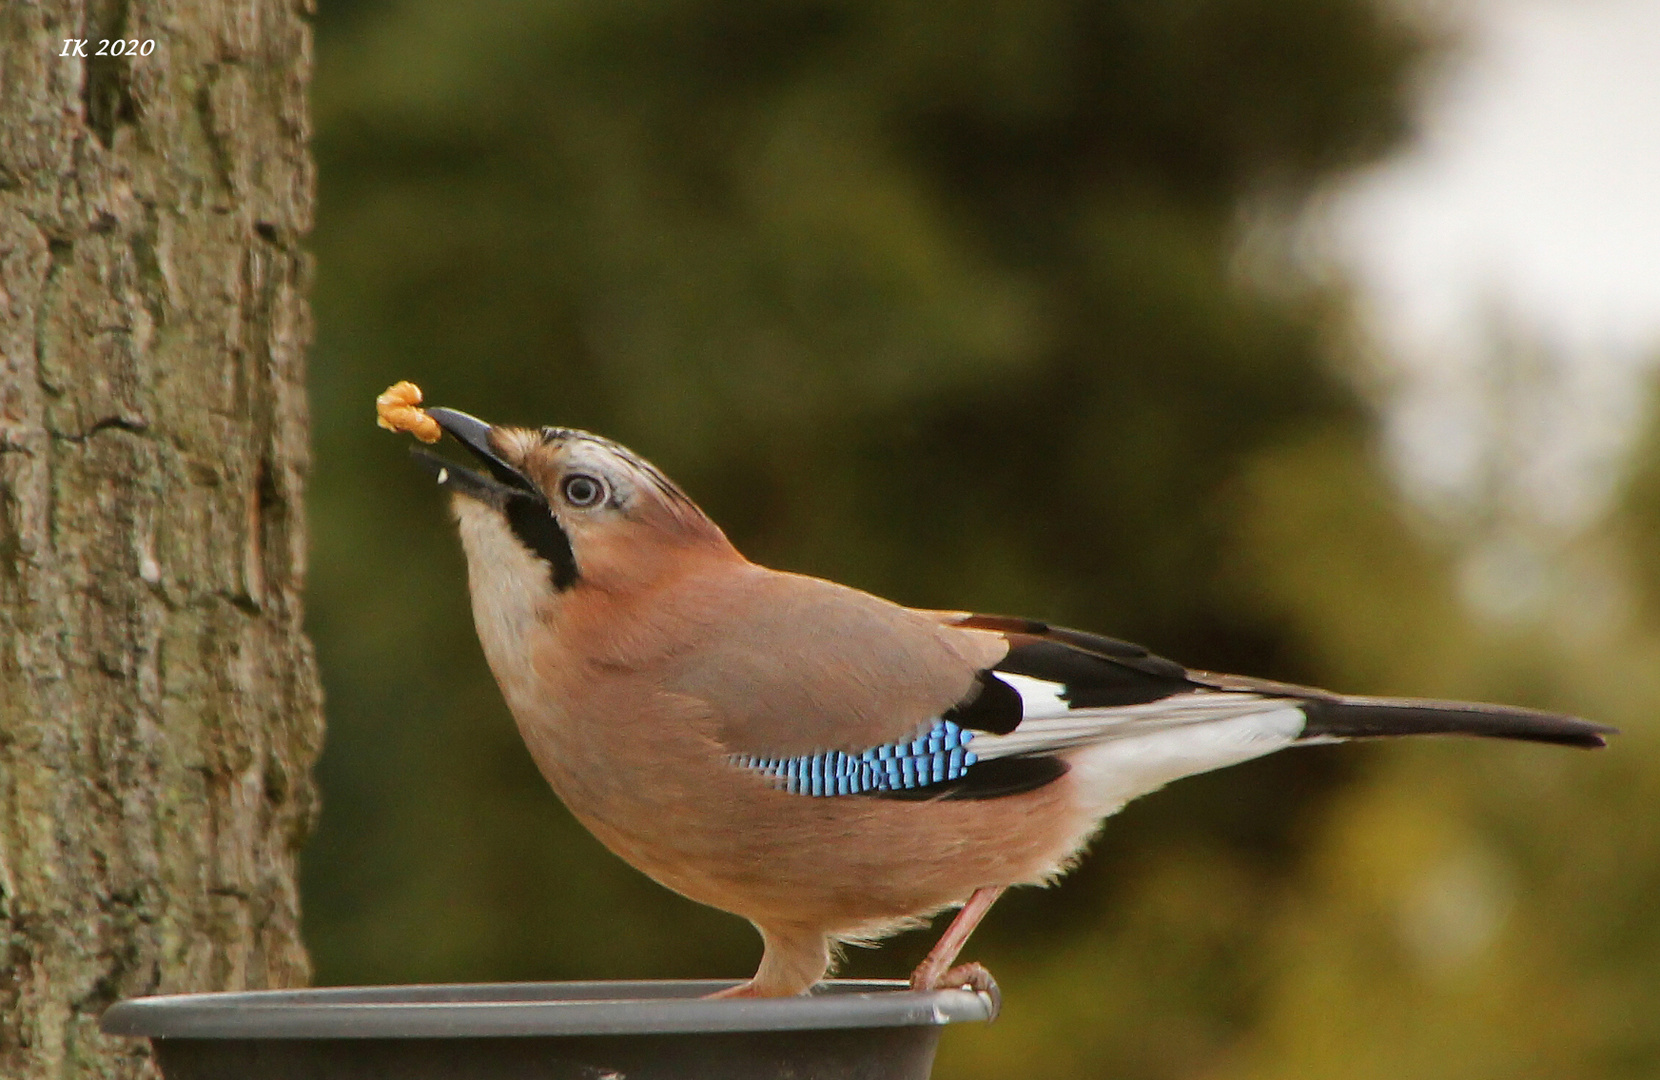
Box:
left=301, top=0, right=1656, bottom=1076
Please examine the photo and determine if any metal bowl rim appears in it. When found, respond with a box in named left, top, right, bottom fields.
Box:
left=100, top=979, right=995, bottom=1039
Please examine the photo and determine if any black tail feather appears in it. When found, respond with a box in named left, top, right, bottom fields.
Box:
left=1299, top=696, right=1614, bottom=749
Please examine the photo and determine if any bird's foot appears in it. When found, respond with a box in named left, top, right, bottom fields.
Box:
left=909, top=960, right=1001, bottom=1021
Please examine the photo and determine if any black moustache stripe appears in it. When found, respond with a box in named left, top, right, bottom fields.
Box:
left=504, top=495, right=579, bottom=591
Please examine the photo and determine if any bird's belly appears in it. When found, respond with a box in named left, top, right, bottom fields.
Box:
left=535, top=738, right=1095, bottom=934
left=506, top=681, right=1102, bottom=935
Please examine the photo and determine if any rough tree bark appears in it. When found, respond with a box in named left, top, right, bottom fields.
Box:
left=0, top=1, right=322, bottom=1077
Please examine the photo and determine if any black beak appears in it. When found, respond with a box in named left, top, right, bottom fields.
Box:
left=409, top=407, right=540, bottom=505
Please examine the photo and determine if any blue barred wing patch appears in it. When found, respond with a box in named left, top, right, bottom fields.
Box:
left=735, top=719, right=979, bottom=796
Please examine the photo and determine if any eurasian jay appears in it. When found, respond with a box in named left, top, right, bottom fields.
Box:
left=380, top=392, right=1612, bottom=1007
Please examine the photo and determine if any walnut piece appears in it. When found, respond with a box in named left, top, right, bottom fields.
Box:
left=375, top=380, right=442, bottom=443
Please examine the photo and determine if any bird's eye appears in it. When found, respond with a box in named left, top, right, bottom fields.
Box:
left=561, top=473, right=606, bottom=508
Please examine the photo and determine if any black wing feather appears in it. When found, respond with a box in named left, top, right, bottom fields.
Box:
left=996, top=636, right=1188, bottom=708
left=941, top=669, right=1024, bottom=734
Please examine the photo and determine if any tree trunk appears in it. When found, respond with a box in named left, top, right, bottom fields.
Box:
left=0, top=1, right=322, bottom=1077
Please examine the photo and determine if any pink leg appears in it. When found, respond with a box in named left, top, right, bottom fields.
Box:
left=909, top=885, right=1007, bottom=1016
left=708, top=924, right=830, bottom=999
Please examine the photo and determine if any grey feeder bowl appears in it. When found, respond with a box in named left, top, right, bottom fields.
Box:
left=100, top=979, right=996, bottom=1080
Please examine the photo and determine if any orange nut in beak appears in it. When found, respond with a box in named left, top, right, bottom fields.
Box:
left=376, top=380, right=442, bottom=443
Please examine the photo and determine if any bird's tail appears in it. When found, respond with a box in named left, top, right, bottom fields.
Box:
left=1296, top=695, right=1612, bottom=749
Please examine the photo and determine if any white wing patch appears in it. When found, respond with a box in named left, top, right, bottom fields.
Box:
left=997, top=672, right=1071, bottom=719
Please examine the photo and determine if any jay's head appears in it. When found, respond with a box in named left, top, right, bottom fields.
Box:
left=413, top=408, right=736, bottom=598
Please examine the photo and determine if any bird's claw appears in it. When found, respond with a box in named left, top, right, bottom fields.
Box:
left=910, top=961, right=1001, bottom=1021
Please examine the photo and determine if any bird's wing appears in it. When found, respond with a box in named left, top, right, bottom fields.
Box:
left=702, top=604, right=1282, bottom=801
left=680, top=590, right=1612, bottom=804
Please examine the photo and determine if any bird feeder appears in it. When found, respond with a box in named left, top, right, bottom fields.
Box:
left=101, top=979, right=994, bottom=1080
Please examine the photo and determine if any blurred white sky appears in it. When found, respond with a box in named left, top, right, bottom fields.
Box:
left=1332, top=0, right=1660, bottom=530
